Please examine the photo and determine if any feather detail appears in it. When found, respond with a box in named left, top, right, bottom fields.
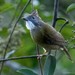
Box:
left=42, top=23, right=66, bottom=46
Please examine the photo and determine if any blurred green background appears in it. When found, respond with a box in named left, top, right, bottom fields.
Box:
left=0, top=0, right=75, bottom=75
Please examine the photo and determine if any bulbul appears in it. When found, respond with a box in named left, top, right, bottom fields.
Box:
left=22, top=10, right=72, bottom=61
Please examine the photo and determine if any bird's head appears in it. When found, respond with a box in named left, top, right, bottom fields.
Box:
left=22, top=10, right=42, bottom=30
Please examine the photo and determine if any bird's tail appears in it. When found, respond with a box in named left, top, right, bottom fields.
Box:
left=63, top=46, right=73, bottom=62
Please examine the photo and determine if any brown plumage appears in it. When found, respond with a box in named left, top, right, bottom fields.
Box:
left=23, top=10, right=72, bottom=61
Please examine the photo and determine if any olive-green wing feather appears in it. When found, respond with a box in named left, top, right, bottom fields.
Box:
left=42, top=24, right=66, bottom=46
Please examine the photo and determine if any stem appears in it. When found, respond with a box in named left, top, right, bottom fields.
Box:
left=56, top=18, right=69, bottom=32
left=36, top=45, right=43, bottom=75
left=0, top=54, right=47, bottom=62
left=52, top=0, right=59, bottom=28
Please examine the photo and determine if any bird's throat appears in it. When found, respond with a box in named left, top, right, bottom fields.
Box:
left=26, top=21, right=35, bottom=30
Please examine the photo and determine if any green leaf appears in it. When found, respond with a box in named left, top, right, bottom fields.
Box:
left=17, top=68, right=38, bottom=75
left=44, top=55, right=56, bottom=75
left=67, top=3, right=75, bottom=13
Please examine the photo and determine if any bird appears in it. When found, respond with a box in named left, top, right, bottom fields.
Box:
left=22, top=10, right=72, bottom=61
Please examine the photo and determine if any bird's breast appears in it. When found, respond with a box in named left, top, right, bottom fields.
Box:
left=30, top=28, right=44, bottom=44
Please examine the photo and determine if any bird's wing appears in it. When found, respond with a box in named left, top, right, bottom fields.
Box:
left=42, top=24, right=65, bottom=46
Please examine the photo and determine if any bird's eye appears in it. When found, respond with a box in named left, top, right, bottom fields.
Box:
left=32, top=16, right=35, bottom=19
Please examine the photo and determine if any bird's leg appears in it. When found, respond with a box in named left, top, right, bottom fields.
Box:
left=43, top=48, right=52, bottom=56
left=36, top=44, right=41, bottom=59
left=43, top=48, right=48, bottom=55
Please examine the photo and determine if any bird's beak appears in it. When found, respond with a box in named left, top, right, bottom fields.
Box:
left=22, top=17, right=28, bottom=21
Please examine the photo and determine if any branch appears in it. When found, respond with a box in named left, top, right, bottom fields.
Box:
left=0, top=54, right=47, bottom=62
left=0, top=0, right=31, bottom=74
left=36, top=45, right=43, bottom=75
left=57, top=18, right=69, bottom=32
left=52, top=0, right=59, bottom=27
left=52, top=0, right=69, bottom=31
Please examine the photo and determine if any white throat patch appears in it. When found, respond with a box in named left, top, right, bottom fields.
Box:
left=26, top=21, right=35, bottom=30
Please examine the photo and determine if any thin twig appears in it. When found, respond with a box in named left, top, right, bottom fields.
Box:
left=0, top=0, right=31, bottom=75
left=56, top=18, right=69, bottom=32
left=52, top=0, right=69, bottom=31
left=59, top=21, right=69, bottom=32
left=0, top=54, right=47, bottom=62
left=52, top=0, right=59, bottom=27
left=36, top=45, right=43, bottom=75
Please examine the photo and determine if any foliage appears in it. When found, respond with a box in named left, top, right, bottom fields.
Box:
left=44, top=55, right=56, bottom=75
left=18, top=68, right=38, bottom=75
left=67, top=3, right=75, bottom=13
left=0, top=0, right=75, bottom=75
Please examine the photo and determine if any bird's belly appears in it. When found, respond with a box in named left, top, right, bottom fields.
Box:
left=30, top=29, right=61, bottom=51
left=30, top=29, right=44, bottom=44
